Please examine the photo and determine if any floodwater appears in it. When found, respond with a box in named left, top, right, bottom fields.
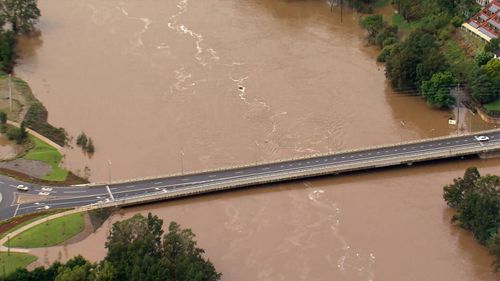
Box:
left=30, top=158, right=500, bottom=281
left=14, top=0, right=500, bottom=280
left=15, top=0, right=495, bottom=182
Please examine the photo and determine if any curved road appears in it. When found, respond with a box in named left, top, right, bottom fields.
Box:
left=1, top=131, right=499, bottom=221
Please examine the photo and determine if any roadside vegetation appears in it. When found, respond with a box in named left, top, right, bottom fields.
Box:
left=0, top=209, right=67, bottom=239
left=0, top=213, right=221, bottom=281
left=359, top=0, right=500, bottom=111
left=7, top=212, right=84, bottom=248
left=443, top=167, right=500, bottom=272
left=0, top=252, right=37, bottom=276
left=23, top=135, right=68, bottom=181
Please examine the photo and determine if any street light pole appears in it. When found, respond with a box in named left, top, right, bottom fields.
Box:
left=180, top=150, right=184, bottom=175
left=8, top=74, right=12, bottom=112
left=107, top=160, right=112, bottom=185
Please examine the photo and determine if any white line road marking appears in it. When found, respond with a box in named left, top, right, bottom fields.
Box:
left=208, top=175, right=217, bottom=178
left=262, top=167, right=270, bottom=170
left=126, top=185, right=135, bottom=188
left=154, top=182, right=162, bottom=185
left=63, top=190, right=86, bottom=194
left=13, top=204, right=20, bottom=217
left=235, top=171, right=243, bottom=174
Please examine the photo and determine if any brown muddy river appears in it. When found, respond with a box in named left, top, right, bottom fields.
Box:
left=15, top=0, right=500, bottom=280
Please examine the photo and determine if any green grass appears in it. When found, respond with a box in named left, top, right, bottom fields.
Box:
left=23, top=135, right=68, bottom=181
left=484, top=98, right=500, bottom=111
left=6, top=212, right=85, bottom=248
left=392, top=14, right=423, bottom=36
left=373, top=0, right=391, bottom=8
left=0, top=252, right=37, bottom=275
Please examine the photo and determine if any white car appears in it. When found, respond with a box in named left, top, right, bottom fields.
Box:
left=16, top=184, right=29, bottom=191
left=41, top=187, right=53, bottom=192
left=38, top=191, right=50, bottom=196
left=474, top=135, right=489, bottom=142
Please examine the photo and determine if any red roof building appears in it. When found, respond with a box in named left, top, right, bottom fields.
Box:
left=463, top=0, right=500, bottom=42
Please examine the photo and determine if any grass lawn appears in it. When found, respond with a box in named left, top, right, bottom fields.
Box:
left=373, top=0, right=391, bottom=8
left=23, top=135, right=68, bottom=181
left=0, top=252, right=37, bottom=275
left=6, top=212, right=85, bottom=248
left=392, top=14, right=423, bottom=36
left=484, top=98, right=500, bottom=111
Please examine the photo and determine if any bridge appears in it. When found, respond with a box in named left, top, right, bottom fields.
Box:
left=1, top=129, right=500, bottom=221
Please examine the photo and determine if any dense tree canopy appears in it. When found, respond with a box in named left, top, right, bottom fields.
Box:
left=420, top=71, right=456, bottom=108
left=443, top=167, right=500, bottom=272
left=0, top=0, right=40, bottom=34
left=0, top=214, right=222, bottom=281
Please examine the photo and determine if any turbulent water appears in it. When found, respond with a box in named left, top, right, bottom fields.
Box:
left=15, top=0, right=500, bottom=280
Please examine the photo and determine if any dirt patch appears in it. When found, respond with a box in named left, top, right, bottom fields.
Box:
left=0, top=158, right=51, bottom=178
left=0, top=167, right=88, bottom=186
left=61, top=213, right=94, bottom=245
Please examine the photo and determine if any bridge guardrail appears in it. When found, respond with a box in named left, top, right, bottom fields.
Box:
left=77, top=141, right=500, bottom=212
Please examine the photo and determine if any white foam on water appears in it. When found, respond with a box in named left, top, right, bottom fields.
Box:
left=306, top=183, right=376, bottom=280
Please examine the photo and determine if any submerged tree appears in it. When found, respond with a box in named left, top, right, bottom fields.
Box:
left=0, top=0, right=41, bottom=34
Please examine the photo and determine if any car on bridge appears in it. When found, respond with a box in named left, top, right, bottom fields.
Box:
left=474, top=135, right=490, bottom=142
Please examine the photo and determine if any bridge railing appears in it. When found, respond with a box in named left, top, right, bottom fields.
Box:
left=76, top=140, right=500, bottom=212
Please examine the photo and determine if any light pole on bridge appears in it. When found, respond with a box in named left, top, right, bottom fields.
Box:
left=107, top=160, right=112, bottom=185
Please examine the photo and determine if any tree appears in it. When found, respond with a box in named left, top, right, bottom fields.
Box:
left=86, top=138, right=95, bottom=153
left=385, top=29, right=440, bottom=91
left=484, top=59, right=500, bottom=78
left=475, top=51, right=494, bottom=66
left=489, top=230, right=500, bottom=272
left=0, top=31, right=15, bottom=73
left=76, top=132, right=88, bottom=148
left=484, top=38, right=500, bottom=54
left=420, top=72, right=457, bottom=108
left=0, top=111, right=7, bottom=124
left=469, top=67, right=500, bottom=104
left=0, top=0, right=40, bottom=34
left=360, top=15, right=383, bottom=39
left=443, top=167, right=480, bottom=207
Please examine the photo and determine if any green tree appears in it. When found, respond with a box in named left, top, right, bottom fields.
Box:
left=385, top=30, right=440, bottom=91
left=475, top=51, right=494, bottom=66
left=0, top=0, right=40, bottom=34
left=420, top=72, right=457, bottom=108
left=360, top=15, right=383, bottom=40
left=76, top=132, right=88, bottom=148
left=489, top=230, right=500, bottom=272
left=443, top=167, right=480, bottom=207
left=86, top=138, right=95, bottom=153
left=469, top=67, right=500, bottom=104
left=484, top=38, right=500, bottom=54
left=0, top=111, right=7, bottom=124
left=484, top=59, right=500, bottom=78
left=0, top=31, right=15, bottom=73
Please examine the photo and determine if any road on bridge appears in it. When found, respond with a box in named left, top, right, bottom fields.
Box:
left=1, top=131, right=499, bottom=221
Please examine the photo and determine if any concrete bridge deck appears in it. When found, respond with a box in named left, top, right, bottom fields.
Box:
left=1, top=130, right=500, bottom=221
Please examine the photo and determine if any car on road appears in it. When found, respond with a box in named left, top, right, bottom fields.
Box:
left=38, top=191, right=50, bottom=196
left=16, top=184, right=29, bottom=191
left=41, top=187, right=53, bottom=192
left=474, top=135, right=489, bottom=142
